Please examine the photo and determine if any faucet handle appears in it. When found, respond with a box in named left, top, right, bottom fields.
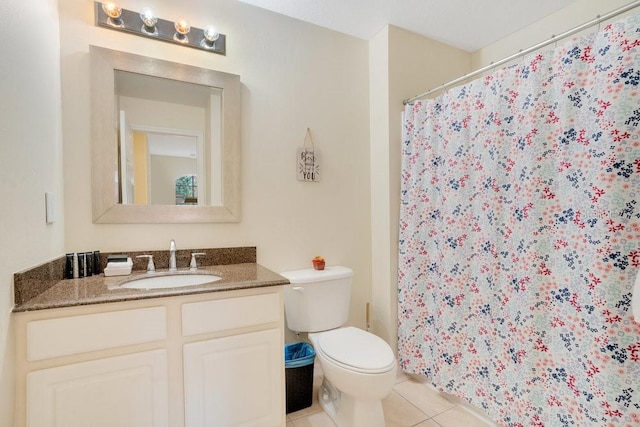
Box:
left=136, top=255, right=156, bottom=273
left=190, top=253, right=206, bottom=271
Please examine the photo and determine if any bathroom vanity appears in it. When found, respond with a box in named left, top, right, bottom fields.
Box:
left=12, top=251, right=288, bottom=427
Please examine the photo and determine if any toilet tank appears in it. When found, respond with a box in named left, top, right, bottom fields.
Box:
left=280, top=266, right=353, bottom=333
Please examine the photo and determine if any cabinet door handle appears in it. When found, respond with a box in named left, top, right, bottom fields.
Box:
left=292, top=286, right=304, bottom=292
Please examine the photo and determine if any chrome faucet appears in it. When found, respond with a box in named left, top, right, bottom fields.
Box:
left=169, top=239, right=177, bottom=272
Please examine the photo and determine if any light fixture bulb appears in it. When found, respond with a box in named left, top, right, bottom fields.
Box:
left=140, top=7, right=157, bottom=28
left=203, top=25, right=219, bottom=43
left=174, top=19, right=191, bottom=36
left=101, top=2, right=122, bottom=19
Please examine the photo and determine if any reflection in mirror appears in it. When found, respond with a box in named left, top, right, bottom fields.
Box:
left=115, top=70, right=222, bottom=206
left=90, top=46, right=240, bottom=223
left=122, top=129, right=201, bottom=205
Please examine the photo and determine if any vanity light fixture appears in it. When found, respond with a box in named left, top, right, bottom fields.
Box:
left=174, top=19, right=191, bottom=43
left=139, top=7, right=158, bottom=36
left=94, top=1, right=226, bottom=55
left=101, top=2, right=123, bottom=27
left=201, top=25, right=220, bottom=49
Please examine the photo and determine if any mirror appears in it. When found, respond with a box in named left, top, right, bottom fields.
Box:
left=90, top=46, right=240, bottom=223
left=116, top=70, right=217, bottom=206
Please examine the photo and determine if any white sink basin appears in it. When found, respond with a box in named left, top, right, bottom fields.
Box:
left=121, top=274, right=222, bottom=289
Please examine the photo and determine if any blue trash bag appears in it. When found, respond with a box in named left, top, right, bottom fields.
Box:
left=284, top=342, right=315, bottom=368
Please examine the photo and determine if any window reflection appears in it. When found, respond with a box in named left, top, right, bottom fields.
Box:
left=176, top=174, right=198, bottom=205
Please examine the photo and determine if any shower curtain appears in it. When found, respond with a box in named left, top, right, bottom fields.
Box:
left=398, top=13, right=640, bottom=426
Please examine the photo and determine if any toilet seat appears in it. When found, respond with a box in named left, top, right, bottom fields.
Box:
left=316, top=327, right=396, bottom=374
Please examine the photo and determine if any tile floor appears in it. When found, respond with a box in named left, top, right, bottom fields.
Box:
left=286, top=363, right=498, bottom=427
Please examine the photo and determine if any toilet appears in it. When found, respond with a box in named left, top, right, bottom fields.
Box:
left=280, top=266, right=396, bottom=427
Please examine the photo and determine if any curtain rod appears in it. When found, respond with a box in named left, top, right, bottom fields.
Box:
left=403, top=0, right=640, bottom=105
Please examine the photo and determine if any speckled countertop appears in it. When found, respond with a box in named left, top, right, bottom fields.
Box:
left=12, top=247, right=290, bottom=312
left=13, top=264, right=289, bottom=312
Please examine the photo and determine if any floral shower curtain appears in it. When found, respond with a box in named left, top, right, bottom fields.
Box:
left=398, top=13, right=640, bottom=426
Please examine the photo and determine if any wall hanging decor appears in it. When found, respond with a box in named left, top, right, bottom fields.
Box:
left=297, top=128, right=320, bottom=182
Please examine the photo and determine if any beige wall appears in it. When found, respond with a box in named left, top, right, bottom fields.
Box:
left=369, top=26, right=393, bottom=340
left=59, top=0, right=372, bottom=329
left=369, top=25, right=471, bottom=346
left=0, top=0, right=65, bottom=425
left=150, top=155, right=198, bottom=204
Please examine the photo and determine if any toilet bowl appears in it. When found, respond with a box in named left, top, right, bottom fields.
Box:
left=309, top=327, right=396, bottom=427
left=280, top=266, right=397, bottom=427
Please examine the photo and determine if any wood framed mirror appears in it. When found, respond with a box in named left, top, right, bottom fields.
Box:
left=90, top=46, right=240, bottom=223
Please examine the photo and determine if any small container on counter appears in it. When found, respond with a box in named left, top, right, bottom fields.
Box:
left=65, top=254, right=74, bottom=279
left=104, top=255, right=133, bottom=277
left=93, top=251, right=101, bottom=274
left=78, top=253, right=85, bottom=278
left=64, top=250, right=102, bottom=279
left=85, top=251, right=94, bottom=277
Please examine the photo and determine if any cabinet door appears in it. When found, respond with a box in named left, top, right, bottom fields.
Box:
left=183, top=329, right=284, bottom=427
left=27, top=349, right=168, bottom=427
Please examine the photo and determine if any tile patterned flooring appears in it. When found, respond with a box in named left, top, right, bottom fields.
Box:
left=286, top=363, right=498, bottom=427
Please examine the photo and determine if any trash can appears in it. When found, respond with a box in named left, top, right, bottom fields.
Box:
left=284, top=342, right=315, bottom=413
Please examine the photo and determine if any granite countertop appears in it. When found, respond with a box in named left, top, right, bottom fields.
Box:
left=13, top=263, right=290, bottom=313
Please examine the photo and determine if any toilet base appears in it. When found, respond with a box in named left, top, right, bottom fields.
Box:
left=318, top=378, right=386, bottom=427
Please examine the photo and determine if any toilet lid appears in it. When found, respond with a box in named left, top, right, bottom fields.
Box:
left=317, top=327, right=396, bottom=373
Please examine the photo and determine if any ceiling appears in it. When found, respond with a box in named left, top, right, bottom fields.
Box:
left=236, top=0, right=576, bottom=52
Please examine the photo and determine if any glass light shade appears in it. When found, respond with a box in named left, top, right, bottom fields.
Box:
left=174, top=20, right=191, bottom=35
left=140, top=8, right=158, bottom=28
left=203, top=25, right=219, bottom=42
left=101, top=2, right=122, bottom=19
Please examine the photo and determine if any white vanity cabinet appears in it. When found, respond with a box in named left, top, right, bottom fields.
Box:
left=183, top=329, right=283, bottom=427
left=14, top=286, right=285, bottom=427
left=27, top=349, right=169, bottom=427
left=182, top=293, right=283, bottom=427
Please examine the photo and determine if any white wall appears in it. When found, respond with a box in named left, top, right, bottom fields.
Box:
left=0, top=0, right=65, bottom=425
left=59, top=0, right=372, bottom=328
